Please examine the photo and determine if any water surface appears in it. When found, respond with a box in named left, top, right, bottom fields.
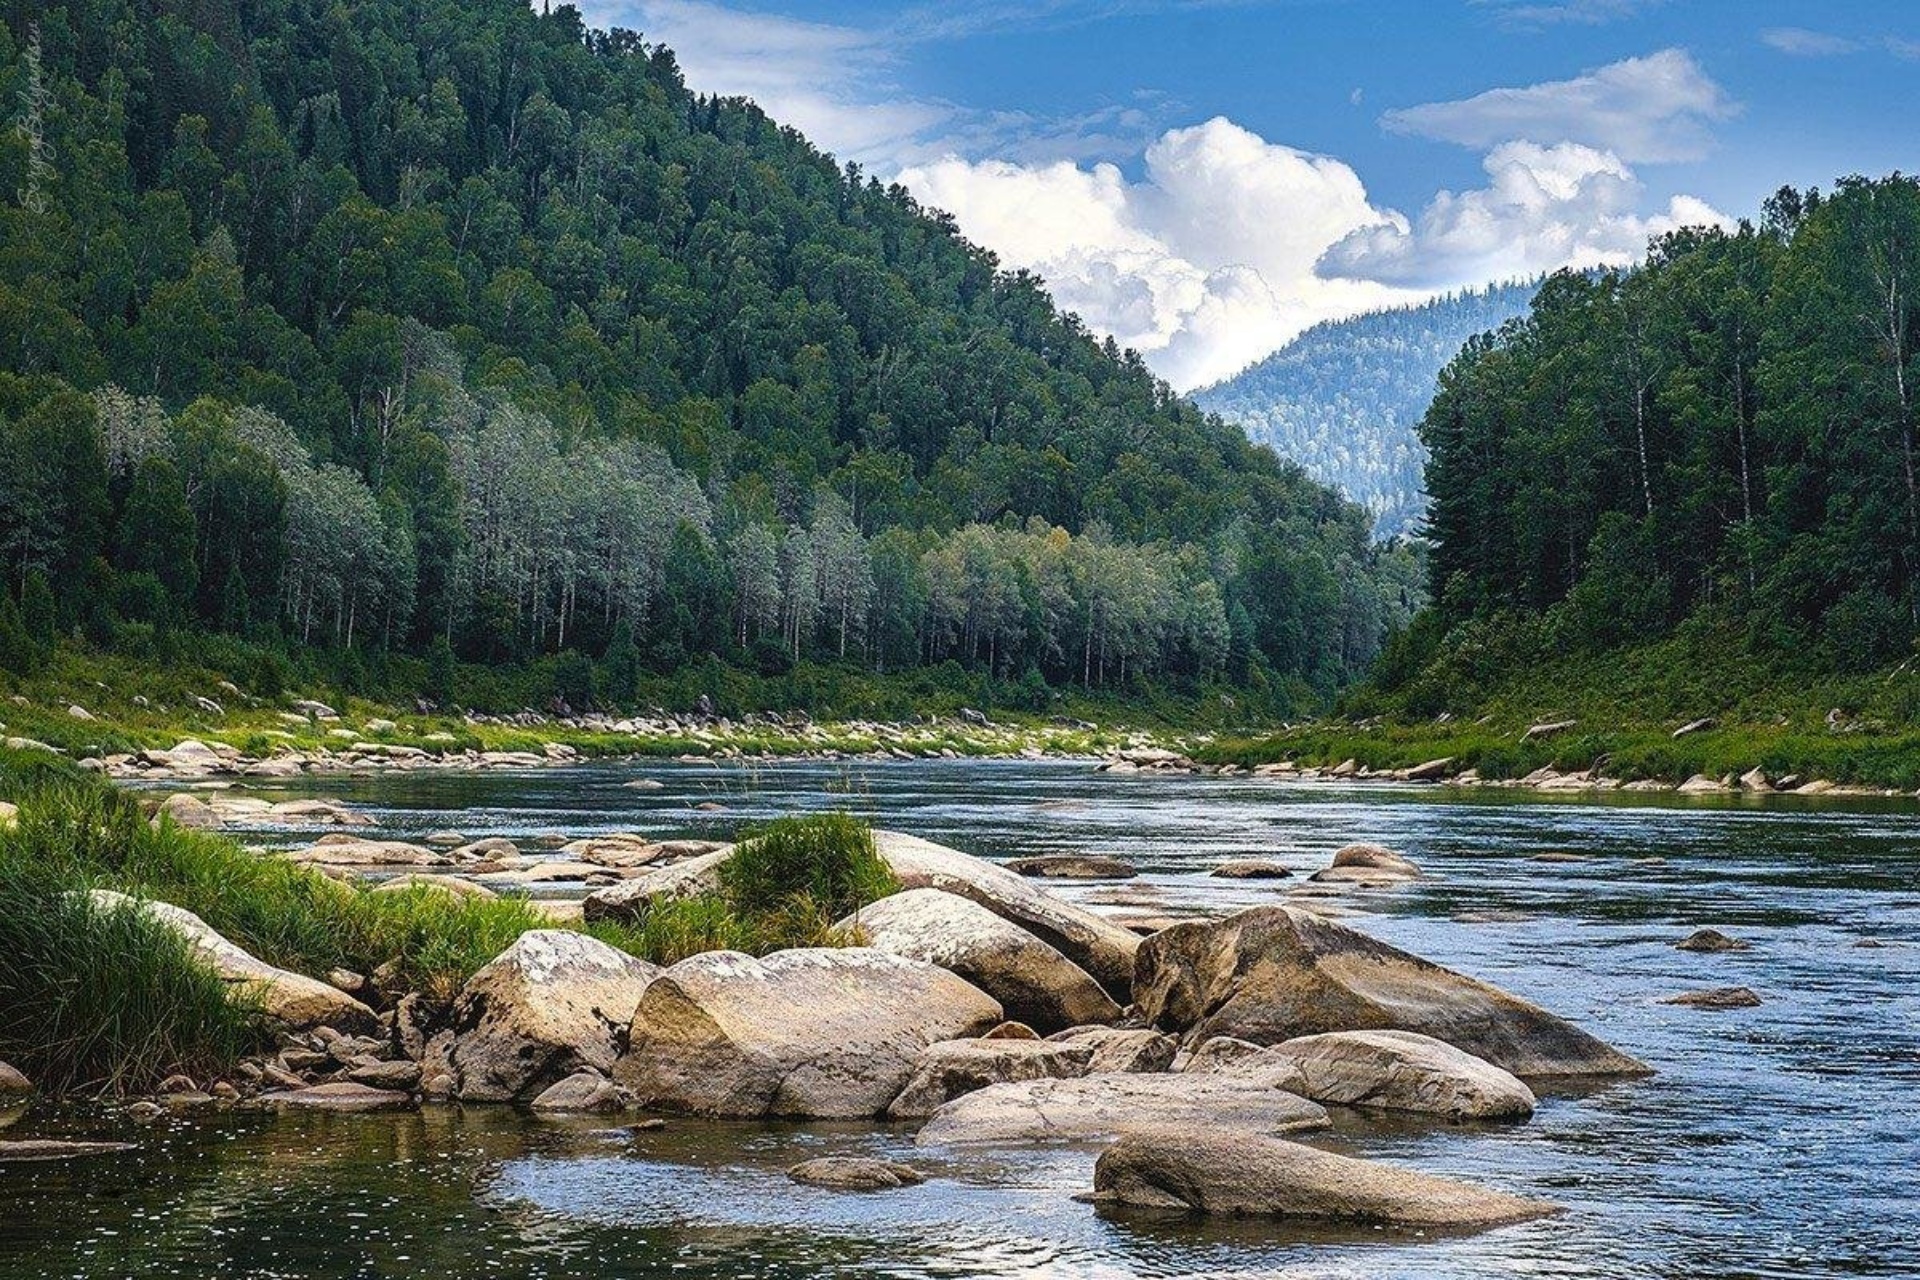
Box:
left=6, top=761, right=1917, bottom=1279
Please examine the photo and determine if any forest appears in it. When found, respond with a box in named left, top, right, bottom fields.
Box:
left=1393, top=178, right=1920, bottom=702
left=1195, top=282, right=1536, bottom=539
left=0, top=0, right=1419, bottom=716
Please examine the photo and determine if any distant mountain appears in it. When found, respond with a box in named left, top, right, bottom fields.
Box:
left=1194, top=281, right=1538, bottom=539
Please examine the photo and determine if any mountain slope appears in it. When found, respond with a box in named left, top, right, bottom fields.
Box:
left=1194, top=282, right=1537, bottom=538
left=0, top=0, right=1418, bottom=708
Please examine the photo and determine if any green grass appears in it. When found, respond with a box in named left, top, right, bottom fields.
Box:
left=720, top=812, right=897, bottom=919
left=0, top=855, right=263, bottom=1096
left=1200, top=621, right=1920, bottom=790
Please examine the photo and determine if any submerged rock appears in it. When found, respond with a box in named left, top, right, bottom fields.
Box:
left=788, top=1157, right=926, bottom=1190
left=1004, top=854, right=1138, bottom=880
left=1210, top=860, right=1293, bottom=880
left=842, top=888, right=1120, bottom=1033
left=91, top=891, right=376, bottom=1034
left=1132, top=906, right=1647, bottom=1079
left=887, top=1037, right=1093, bottom=1119
left=1307, top=844, right=1421, bottom=887
left=1675, top=928, right=1751, bottom=953
left=915, top=1074, right=1328, bottom=1146
left=423, top=930, right=659, bottom=1102
left=1662, top=986, right=1762, bottom=1010
left=0, top=1140, right=138, bottom=1162
left=1088, top=1129, right=1558, bottom=1228
left=255, top=1082, right=415, bottom=1112
left=615, top=948, right=1001, bottom=1118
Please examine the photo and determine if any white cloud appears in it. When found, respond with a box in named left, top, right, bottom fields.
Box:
left=1473, top=0, right=1660, bottom=27
left=1760, top=27, right=1861, bottom=57
left=1382, top=48, right=1736, bottom=164
left=899, top=119, right=1423, bottom=389
left=1322, top=141, right=1732, bottom=289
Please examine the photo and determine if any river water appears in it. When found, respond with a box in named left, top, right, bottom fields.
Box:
left=5, top=759, right=1918, bottom=1279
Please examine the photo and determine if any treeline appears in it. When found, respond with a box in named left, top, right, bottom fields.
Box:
left=1196, top=282, right=1536, bottom=539
left=0, top=0, right=1416, bottom=708
left=1406, top=177, right=1920, bottom=685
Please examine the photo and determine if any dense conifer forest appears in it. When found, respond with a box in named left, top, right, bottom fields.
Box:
left=1383, top=180, right=1920, bottom=708
left=1195, top=282, right=1537, bottom=539
left=0, top=0, right=1420, bottom=715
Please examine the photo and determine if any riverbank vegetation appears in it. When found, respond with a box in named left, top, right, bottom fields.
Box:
left=0, top=747, right=882, bottom=1093
left=0, top=0, right=1417, bottom=732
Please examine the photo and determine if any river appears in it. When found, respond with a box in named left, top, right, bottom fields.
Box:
left=5, top=759, right=1917, bottom=1279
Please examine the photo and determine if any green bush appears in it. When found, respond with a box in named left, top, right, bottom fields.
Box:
left=719, top=812, right=897, bottom=920
left=0, top=857, right=262, bottom=1095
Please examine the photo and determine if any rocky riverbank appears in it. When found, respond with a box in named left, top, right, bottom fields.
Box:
left=1, top=816, right=1654, bottom=1233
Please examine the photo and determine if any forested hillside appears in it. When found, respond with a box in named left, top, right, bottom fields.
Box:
left=1386, top=179, right=1920, bottom=709
left=0, top=0, right=1419, bottom=714
left=1194, top=282, right=1536, bottom=539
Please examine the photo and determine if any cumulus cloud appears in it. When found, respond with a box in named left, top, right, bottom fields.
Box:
left=899, top=119, right=1423, bottom=389
left=1382, top=48, right=1736, bottom=164
left=1322, top=141, right=1731, bottom=289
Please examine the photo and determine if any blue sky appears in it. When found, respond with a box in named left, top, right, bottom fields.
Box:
left=570, top=0, right=1920, bottom=387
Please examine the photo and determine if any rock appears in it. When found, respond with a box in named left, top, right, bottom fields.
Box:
left=90, top=891, right=375, bottom=1033
left=364, top=719, right=397, bottom=734
left=621, top=778, right=665, bottom=790
left=982, top=1020, right=1040, bottom=1040
left=1662, top=986, right=1761, bottom=1010
left=2, top=737, right=57, bottom=755
left=1210, top=860, right=1293, bottom=880
left=1088, top=1129, right=1557, bottom=1228
left=1004, top=854, right=1138, bottom=880
left=1672, top=718, right=1716, bottom=739
left=291, top=700, right=339, bottom=720
left=0, top=1140, right=138, bottom=1162
left=0, top=1062, right=30, bottom=1093
left=67, top=704, right=94, bottom=721
left=1219, top=1030, right=1535, bottom=1120
left=124, top=1101, right=165, bottom=1122
left=1738, top=767, right=1771, bottom=792
left=1046, top=1026, right=1179, bottom=1074
left=1308, top=843, right=1421, bottom=886
left=423, top=830, right=466, bottom=848
left=290, top=835, right=447, bottom=867
left=347, top=1060, right=423, bottom=1091
left=842, top=888, right=1121, bottom=1033
left=1521, top=719, right=1576, bottom=743
left=886, top=1038, right=1094, bottom=1119
left=422, top=931, right=660, bottom=1102
left=450, top=837, right=522, bottom=861
left=915, top=1074, right=1328, bottom=1147
left=1180, top=1036, right=1271, bottom=1074
left=1404, top=757, right=1454, bottom=781
left=582, top=848, right=731, bottom=920
left=530, top=1071, right=632, bottom=1113
left=615, top=948, right=1001, bottom=1118
left=1675, top=927, right=1751, bottom=953
left=0, top=801, right=16, bottom=830
left=256, top=1082, right=415, bottom=1112
left=1678, top=774, right=1730, bottom=794
left=1132, top=906, right=1647, bottom=1079
left=158, top=1073, right=198, bottom=1094
left=874, top=832, right=1140, bottom=998
left=788, top=1157, right=925, bottom=1190
left=157, top=793, right=223, bottom=830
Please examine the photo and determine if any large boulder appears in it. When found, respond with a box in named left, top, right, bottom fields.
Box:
left=915, top=1074, right=1328, bottom=1146
left=1046, top=1026, right=1178, bottom=1074
left=615, top=948, right=1001, bottom=1117
left=874, top=832, right=1140, bottom=998
left=91, top=891, right=375, bottom=1034
left=841, top=888, right=1121, bottom=1033
left=886, top=1037, right=1093, bottom=1119
left=422, top=930, right=659, bottom=1102
left=1133, top=906, right=1646, bottom=1079
left=289, top=835, right=448, bottom=867
left=1210, top=1030, right=1536, bottom=1120
left=1088, top=1128, right=1558, bottom=1228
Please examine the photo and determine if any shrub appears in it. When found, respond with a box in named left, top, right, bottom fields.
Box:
left=0, top=857, right=261, bottom=1095
left=719, top=812, right=896, bottom=920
